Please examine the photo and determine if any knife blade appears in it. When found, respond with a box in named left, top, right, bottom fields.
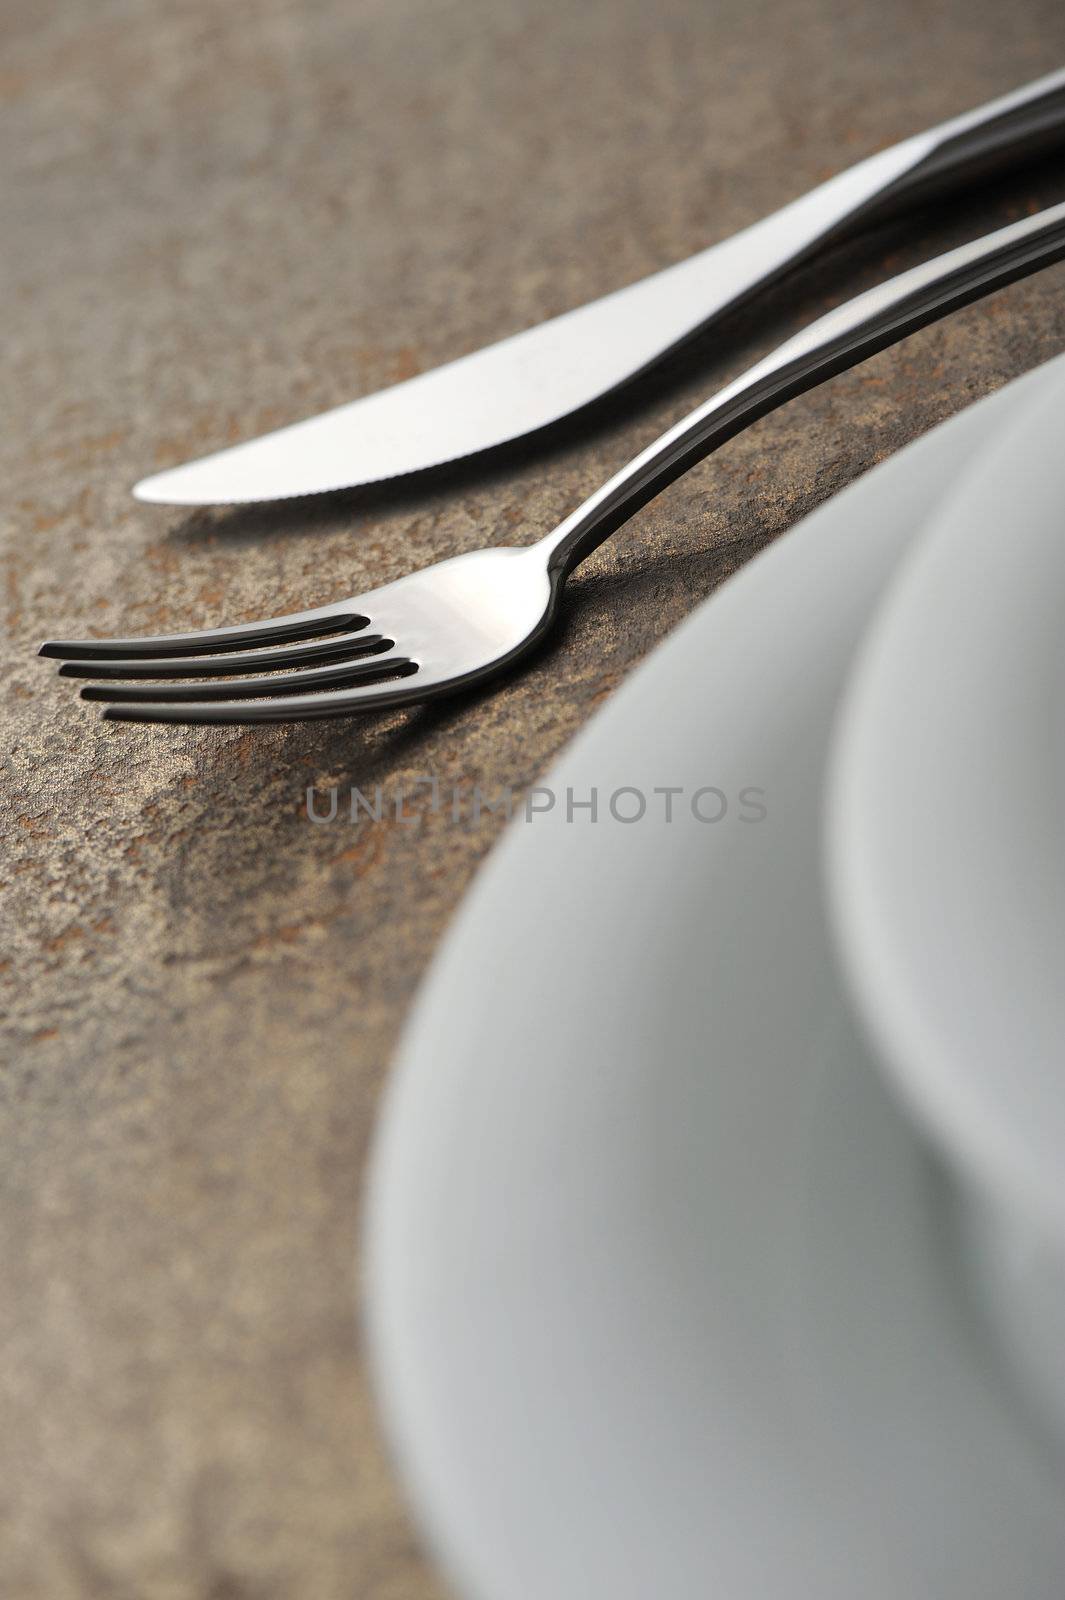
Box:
left=134, top=68, right=1065, bottom=505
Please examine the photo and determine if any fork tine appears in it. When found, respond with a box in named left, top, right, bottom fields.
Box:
left=38, top=602, right=369, bottom=660
left=56, top=633, right=392, bottom=680
left=96, top=671, right=432, bottom=725
left=79, top=650, right=415, bottom=703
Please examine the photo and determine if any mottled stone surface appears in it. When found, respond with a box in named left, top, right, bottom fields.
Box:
left=3, top=0, right=1065, bottom=1593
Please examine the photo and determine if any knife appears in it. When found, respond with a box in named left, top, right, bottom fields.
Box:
left=135, top=68, right=1065, bottom=506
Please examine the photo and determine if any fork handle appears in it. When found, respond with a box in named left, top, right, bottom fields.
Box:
left=541, top=201, right=1065, bottom=575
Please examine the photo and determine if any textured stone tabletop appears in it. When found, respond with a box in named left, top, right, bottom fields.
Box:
left=3, top=1, right=1065, bottom=1594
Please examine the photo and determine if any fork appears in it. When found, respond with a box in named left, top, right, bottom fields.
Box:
left=41, top=202, right=1065, bottom=726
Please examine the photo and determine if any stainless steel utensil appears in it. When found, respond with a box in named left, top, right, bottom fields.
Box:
left=45, top=202, right=1065, bottom=724
left=132, top=69, right=1065, bottom=505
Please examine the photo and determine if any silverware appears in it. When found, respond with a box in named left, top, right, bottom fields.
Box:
left=43, top=202, right=1065, bottom=724
left=132, top=70, right=1065, bottom=506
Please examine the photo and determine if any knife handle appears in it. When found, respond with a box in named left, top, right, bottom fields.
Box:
left=580, top=70, right=1065, bottom=431
left=541, top=200, right=1065, bottom=574
left=850, top=66, right=1065, bottom=231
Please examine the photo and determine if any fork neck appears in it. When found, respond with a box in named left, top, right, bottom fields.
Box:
left=533, top=370, right=790, bottom=579
left=533, top=201, right=1065, bottom=580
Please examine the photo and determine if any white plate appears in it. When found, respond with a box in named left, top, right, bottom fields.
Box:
left=826, top=371, right=1065, bottom=1453
left=827, top=374, right=1065, bottom=1240
left=365, top=358, right=1065, bottom=1600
